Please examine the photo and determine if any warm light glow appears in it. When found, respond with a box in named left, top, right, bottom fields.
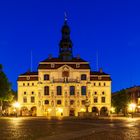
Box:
left=128, top=103, right=136, bottom=112
left=110, top=107, right=115, bottom=113
left=13, top=102, right=20, bottom=108
left=57, top=108, right=63, bottom=113
left=48, top=108, right=52, bottom=112
left=80, top=108, right=86, bottom=112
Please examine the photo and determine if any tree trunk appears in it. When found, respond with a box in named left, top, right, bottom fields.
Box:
left=0, top=100, right=3, bottom=116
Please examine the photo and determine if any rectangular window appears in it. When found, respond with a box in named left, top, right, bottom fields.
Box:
left=81, top=86, right=86, bottom=95
left=44, top=86, right=49, bottom=95
left=94, top=97, right=98, bottom=103
left=31, top=96, right=35, bottom=103
left=23, top=97, right=27, bottom=103
left=44, top=74, right=50, bottom=80
left=101, top=97, right=105, bottom=103
left=57, top=100, right=61, bottom=105
left=70, top=86, right=75, bottom=95
left=57, top=86, right=62, bottom=95
left=44, top=100, right=49, bottom=104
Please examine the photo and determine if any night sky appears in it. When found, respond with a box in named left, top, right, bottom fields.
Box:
left=0, top=0, right=140, bottom=92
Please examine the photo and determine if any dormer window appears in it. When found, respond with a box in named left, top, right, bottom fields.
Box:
left=81, top=74, right=87, bottom=80
left=44, top=74, right=50, bottom=80
left=76, top=64, right=80, bottom=68
left=51, top=63, right=55, bottom=68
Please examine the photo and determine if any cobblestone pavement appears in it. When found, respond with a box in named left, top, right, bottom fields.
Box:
left=0, top=117, right=140, bottom=140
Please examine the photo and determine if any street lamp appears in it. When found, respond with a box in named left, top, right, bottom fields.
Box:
left=13, top=102, right=20, bottom=117
left=128, top=103, right=136, bottom=118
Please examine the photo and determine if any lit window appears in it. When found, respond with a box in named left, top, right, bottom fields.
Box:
left=31, top=96, right=35, bottom=103
left=51, top=63, right=55, bottom=68
left=70, top=86, right=75, bottom=95
left=44, top=86, right=49, bottom=95
left=44, top=74, right=50, bottom=80
left=57, top=100, right=61, bottom=105
left=101, top=97, right=105, bottom=103
left=81, top=86, right=86, bottom=95
left=81, top=74, right=87, bottom=80
left=76, top=64, right=80, bottom=68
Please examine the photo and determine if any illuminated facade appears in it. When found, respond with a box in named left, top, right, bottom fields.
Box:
left=17, top=18, right=112, bottom=117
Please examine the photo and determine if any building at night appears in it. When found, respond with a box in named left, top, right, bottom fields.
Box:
left=17, top=18, right=112, bottom=117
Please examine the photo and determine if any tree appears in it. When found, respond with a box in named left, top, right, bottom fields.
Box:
left=112, top=90, right=130, bottom=116
left=0, top=64, right=12, bottom=116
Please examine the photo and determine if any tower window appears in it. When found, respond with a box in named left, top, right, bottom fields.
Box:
left=44, top=74, right=50, bottom=80
left=57, top=86, right=62, bottom=95
left=81, top=74, right=87, bottom=80
left=81, top=86, right=86, bottom=95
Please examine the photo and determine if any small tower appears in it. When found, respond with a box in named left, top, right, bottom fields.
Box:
left=59, top=13, right=73, bottom=61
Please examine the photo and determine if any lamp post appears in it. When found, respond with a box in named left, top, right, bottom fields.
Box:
left=128, top=103, right=136, bottom=118
left=13, top=102, right=20, bottom=117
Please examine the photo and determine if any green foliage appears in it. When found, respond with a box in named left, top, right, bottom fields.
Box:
left=112, top=90, right=130, bottom=114
left=0, top=64, right=11, bottom=101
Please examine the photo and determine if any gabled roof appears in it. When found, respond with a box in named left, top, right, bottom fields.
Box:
left=41, top=57, right=88, bottom=63
left=20, top=71, right=38, bottom=76
left=90, top=71, right=109, bottom=76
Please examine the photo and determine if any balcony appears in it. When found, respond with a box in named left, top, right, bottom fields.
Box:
left=53, top=78, right=80, bottom=83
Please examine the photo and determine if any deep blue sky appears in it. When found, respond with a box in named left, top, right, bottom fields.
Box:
left=0, top=0, right=140, bottom=92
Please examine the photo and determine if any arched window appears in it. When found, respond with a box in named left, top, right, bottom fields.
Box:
left=81, top=74, right=87, bottom=80
left=44, top=100, right=49, bottom=104
left=57, top=86, right=62, bottom=95
left=81, top=86, right=86, bottom=95
left=44, top=74, right=50, bottom=80
left=70, top=86, right=75, bottom=95
left=44, top=86, right=49, bottom=95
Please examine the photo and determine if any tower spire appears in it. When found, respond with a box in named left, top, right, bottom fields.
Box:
left=59, top=13, right=73, bottom=61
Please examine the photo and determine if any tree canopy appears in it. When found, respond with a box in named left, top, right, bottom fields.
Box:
left=112, top=90, right=130, bottom=115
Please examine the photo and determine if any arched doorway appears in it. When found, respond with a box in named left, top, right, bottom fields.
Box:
left=20, top=107, right=29, bottom=116
left=30, top=106, right=37, bottom=116
left=92, top=107, right=98, bottom=113
left=69, top=109, right=75, bottom=116
left=100, top=107, right=108, bottom=116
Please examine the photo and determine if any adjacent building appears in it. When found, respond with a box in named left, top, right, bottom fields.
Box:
left=17, top=18, right=112, bottom=116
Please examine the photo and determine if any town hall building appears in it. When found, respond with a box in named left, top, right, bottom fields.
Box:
left=17, top=18, right=112, bottom=117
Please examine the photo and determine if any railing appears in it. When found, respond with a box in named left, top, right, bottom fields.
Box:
left=53, top=78, right=80, bottom=83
